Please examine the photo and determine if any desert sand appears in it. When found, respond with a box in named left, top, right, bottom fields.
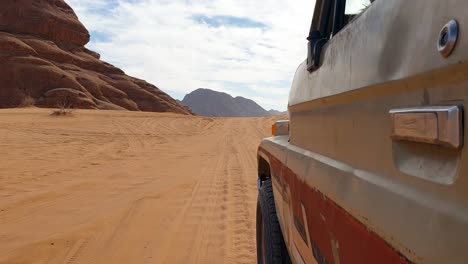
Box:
left=0, top=108, right=284, bottom=264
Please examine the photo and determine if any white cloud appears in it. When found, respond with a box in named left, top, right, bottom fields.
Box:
left=66, top=0, right=315, bottom=111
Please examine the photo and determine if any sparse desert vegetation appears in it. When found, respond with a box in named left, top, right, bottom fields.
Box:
left=19, top=96, right=35, bottom=107
left=51, top=103, right=75, bottom=116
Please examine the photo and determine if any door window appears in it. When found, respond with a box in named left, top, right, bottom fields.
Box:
left=344, top=0, right=372, bottom=25
left=307, top=0, right=375, bottom=72
left=345, top=0, right=372, bottom=15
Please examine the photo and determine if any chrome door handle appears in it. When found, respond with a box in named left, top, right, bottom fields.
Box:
left=389, top=106, right=463, bottom=149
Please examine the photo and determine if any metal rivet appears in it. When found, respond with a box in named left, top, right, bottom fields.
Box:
left=438, top=19, right=458, bottom=58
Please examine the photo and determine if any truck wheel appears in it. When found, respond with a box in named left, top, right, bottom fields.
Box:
left=257, top=179, right=291, bottom=264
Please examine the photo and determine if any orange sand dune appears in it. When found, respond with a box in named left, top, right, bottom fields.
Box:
left=0, top=108, right=284, bottom=264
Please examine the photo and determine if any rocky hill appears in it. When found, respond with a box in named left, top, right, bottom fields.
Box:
left=267, top=109, right=287, bottom=116
left=181, top=88, right=283, bottom=117
left=0, top=0, right=190, bottom=114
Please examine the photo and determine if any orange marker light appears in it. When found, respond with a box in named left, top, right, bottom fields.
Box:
left=272, top=120, right=289, bottom=137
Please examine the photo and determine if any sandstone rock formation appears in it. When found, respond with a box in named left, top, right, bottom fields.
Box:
left=0, top=0, right=191, bottom=114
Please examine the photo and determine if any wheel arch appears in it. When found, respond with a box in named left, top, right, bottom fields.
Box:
left=258, top=151, right=271, bottom=182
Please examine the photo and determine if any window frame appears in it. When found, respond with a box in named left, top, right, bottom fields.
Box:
left=307, top=0, right=373, bottom=72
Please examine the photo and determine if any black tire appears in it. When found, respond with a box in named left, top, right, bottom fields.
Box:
left=256, top=179, right=291, bottom=264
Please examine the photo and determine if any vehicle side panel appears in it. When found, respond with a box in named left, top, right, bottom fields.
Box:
left=259, top=141, right=408, bottom=264
left=286, top=0, right=468, bottom=263
left=290, top=0, right=468, bottom=106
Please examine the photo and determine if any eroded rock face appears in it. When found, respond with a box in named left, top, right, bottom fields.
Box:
left=0, top=0, right=191, bottom=114
left=0, top=0, right=90, bottom=47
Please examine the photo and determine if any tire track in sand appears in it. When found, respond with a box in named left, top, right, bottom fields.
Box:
left=0, top=109, right=285, bottom=264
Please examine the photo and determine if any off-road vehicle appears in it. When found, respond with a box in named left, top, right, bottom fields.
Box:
left=256, top=0, right=468, bottom=263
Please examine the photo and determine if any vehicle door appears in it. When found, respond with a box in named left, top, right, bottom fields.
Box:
left=285, top=0, right=468, bottom=263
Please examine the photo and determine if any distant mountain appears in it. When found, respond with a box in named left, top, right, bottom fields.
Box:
left=267, top=109, right=287, bottom=116
left=181, top=88, right=284, bottom=117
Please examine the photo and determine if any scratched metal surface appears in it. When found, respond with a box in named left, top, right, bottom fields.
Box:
left=262, top=0, right=468, bottom=263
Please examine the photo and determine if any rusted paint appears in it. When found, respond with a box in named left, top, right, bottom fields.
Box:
left=259, top=147, right=409, bottom=264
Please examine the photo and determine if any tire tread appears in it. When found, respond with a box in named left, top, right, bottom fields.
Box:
left=257, top=180, right=291, bottom=264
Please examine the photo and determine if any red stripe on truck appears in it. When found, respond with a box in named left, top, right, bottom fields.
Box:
left=259, top=147, right=408, bottom=264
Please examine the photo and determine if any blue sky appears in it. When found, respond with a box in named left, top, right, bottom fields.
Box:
left=66, top=0, right=316, bottom=111
left=192, top=15, right=267, bottom=29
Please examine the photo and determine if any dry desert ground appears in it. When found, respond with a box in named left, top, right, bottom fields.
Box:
left=0, top=108, right=284, bottom=264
